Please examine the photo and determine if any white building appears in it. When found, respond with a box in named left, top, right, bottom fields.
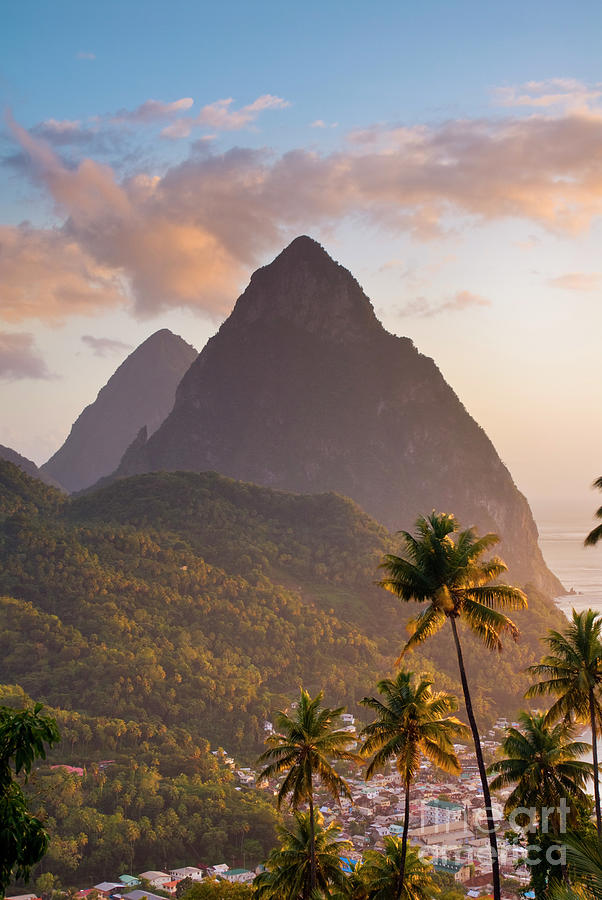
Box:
left=423, top=799, right=465, bottom=825
left=169, top=868, right=204, bottom=882
left=138, top=872, right=172, bottom=889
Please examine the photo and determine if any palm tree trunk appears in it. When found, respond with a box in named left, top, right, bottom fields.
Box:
left=396, top=774, right=411, bottom=900
left=589, top=686, right=602, bottom=839
left=450, top=616, right=501, bottom=900
left=308, top=793, right=317, bottom=896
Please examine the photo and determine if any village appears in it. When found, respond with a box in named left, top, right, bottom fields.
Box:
left=6, top=714, right=537, bottom=900
left=251, top=713, right=533, bottom=899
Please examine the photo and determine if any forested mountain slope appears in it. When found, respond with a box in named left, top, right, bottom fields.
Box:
left=0, top=461, right=565, bottom=748
left=0, top=443, right=64, bottom=490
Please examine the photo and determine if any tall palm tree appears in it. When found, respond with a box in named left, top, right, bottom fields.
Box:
left=488, top=711, right=594, bottom=899
left=256, top=688, right=360, bottom=895
left=359, top=670, right=468, bottom=899
left=379, top=511, right=528, bottom=900
left=254, top=810, right=351, bottom=900
left=526, top=608, right=602, bottom=837
left=355, top=839, right=438, bottom=900
left=584, top=476, right=602, bottom=548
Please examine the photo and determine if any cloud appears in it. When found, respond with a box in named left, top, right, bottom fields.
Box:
left=9, top=100, right=196, bottom=158
left=29, top=119, right=102, bottom=148
left=0, top=224, right=126, bottom=323
left=397, top=290, right=491, bottom=318
left=310, top=119, right=338, bottom=129
left=111, top=98, right=194, bottom=124
left=162, top=94, right=290, bottom=139
left=442, top=290, right=491, bottom=311
left=378, top=257, right=406, bottom=273
left=494, top=78, right=602, bottom=112
left=76, top=51, right=95, bottom=60
left=6, top=100, right=602, bottom=321
left=81, top=335, right=132, bottom=356
left=0, top=332, right=52, bottom=380
left=548, top=272, right=602, bottom=291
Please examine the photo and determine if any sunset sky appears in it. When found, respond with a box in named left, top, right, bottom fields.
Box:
left=2, top=0, right=602, bottom=524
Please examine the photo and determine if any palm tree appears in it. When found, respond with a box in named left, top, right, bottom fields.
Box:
left=256, top=688, right=360, bottom=895
left=488, top=711, right=594, bottom=898
left=254, top=810, right=351, bottom=900
left=359, top=670, right=468, bottom=899
left=584, top=476, right=602, bottom=548
left=355, top=839, right=439, bottom=900
left=548, top=832, right=602, bottom=898
left=526, top=609, right=602, bottom=837
left=379, top=511, right=528, bottom=900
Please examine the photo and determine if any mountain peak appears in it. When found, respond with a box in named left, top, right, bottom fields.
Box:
left=228, top=234, right=381, bottom=340
left=42, top=329, right=197, bottom=492
left=135, top=328, right=195, bottom=355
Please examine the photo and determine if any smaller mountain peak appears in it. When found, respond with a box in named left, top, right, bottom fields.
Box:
left=132, top=329, right=197, bottom=361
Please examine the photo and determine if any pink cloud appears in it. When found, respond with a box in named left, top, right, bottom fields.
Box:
left=162, top=94, right=290, bottom=139
left=0, top=332, right=51, bottom=380
left=5, top=103, right=602, bottom=321
left=396, top=290, right=491, bottom=318
left=494, top=78, right=602, bottom=112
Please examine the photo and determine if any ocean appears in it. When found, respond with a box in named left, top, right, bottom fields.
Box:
left=538, top=520, right=602, bottom=617
left=533, top=523, right=602, bottom=764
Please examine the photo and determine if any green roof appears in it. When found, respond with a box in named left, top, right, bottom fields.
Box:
left=433, top=859, right=465, bottom=873
left=426, top=799, right=463, bottom=810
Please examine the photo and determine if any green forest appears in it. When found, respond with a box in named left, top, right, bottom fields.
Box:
left=0, top=461, right=568, bottom=890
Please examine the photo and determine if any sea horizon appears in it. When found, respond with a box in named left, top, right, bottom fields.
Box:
left=537, top=519, right=602, bottom=617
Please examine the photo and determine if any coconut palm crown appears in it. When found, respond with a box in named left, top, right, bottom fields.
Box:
left=254, top=810, right=351, bottom=900
left=526, top=608, right=602, bottom=836
left=357, top=839, right=439, bottom=900
left=256, top=688, right=359, bottom=809
left=360, top=671, right=468, bottom=782
left=379, top=512, right=527, bottom=656
left=488, top=711, right=593, bottom=827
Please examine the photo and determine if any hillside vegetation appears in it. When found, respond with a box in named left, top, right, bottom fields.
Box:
left=0, top=460, right=566, bottom=886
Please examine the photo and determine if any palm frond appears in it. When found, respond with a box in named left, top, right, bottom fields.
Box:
left=397, top=606, right=446, bottom=660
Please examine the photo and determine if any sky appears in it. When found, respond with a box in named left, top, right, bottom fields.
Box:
left=1, top=0, right=602, bottom=527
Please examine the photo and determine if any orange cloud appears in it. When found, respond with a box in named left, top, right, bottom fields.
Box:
left=6, top=104, right=602, bottom=321
left=548, top=272, right=602, bottom=291
left=0, top=225, right=126, bottom=322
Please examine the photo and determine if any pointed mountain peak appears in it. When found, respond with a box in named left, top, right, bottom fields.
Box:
left=131, top=328, right=196, bottom=357
left=228, top=235, right=382, bottom=340
left=42, top=329, right=197, bottom=492
left=276, top=234, right=332, bottom=261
